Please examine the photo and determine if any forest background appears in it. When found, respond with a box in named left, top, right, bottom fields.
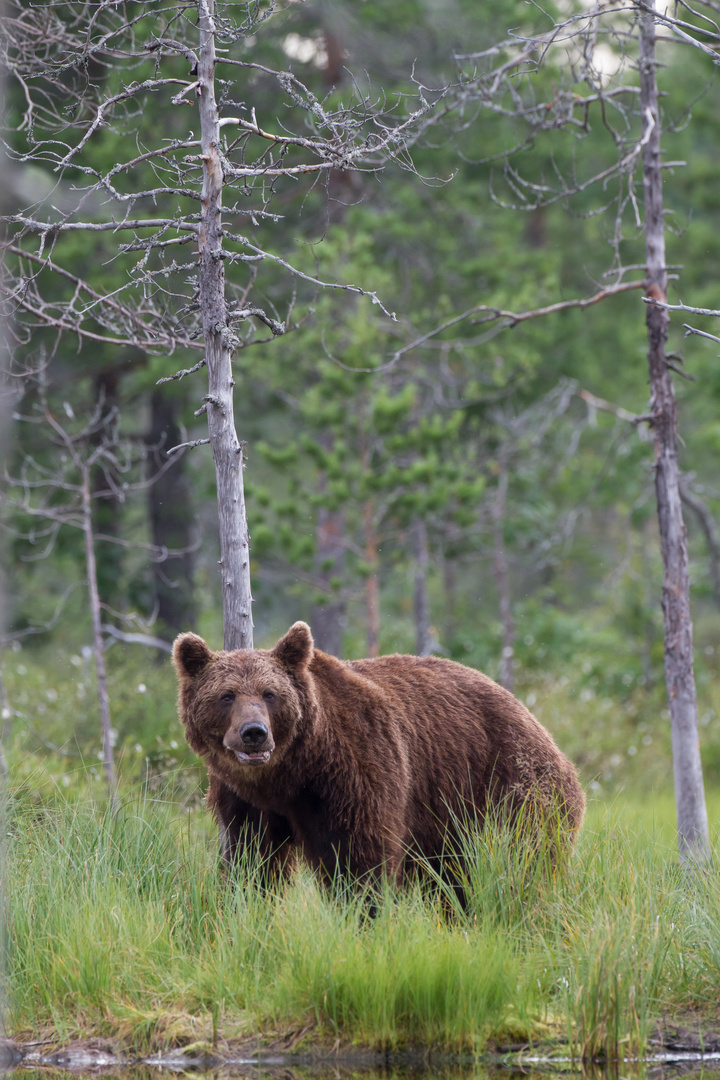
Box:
left=3, top=0, right=720, bottom=810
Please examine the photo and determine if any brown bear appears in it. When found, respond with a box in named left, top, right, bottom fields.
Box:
left=174, top=622, right=585, bottom=884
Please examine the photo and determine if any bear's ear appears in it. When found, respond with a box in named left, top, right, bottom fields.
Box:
left=173, top=633, right=213, bottom=679
left=273, top=621, right=314, bottom=670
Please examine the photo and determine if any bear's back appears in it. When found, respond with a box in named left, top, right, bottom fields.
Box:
left=317, top=651, right=583, bottom=846
left=344, top=652, right=540, bottom=751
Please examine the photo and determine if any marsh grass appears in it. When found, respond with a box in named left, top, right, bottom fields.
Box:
left=5, top=785, right=720, bottom=1057
left=269, top=874, right=536, bottom=1049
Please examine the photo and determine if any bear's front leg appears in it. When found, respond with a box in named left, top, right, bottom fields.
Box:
left=307, top=826, right=404, bottom=888
left=207, top=774, right=295, bottom=885
left=206, top=773, right=264, bottom=867
left=350, top=835, right=405, bottom=886
left=256, top=810, right=296, bottom=885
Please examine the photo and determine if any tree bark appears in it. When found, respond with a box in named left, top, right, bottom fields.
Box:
left=196, top=0, right=253, bottom=652
left=442, top=548, right=458, bottom=647
left=411, top=515, right=433, bottom=656
left=639, top=1, right=710, bottom=864
left=493, top=463, right=515, bottom=692
left=364, top=499, right=380, bottom=658
left=310, top=503, right=346, bottom=656
left=81, top=465, right=118, bottom=807
left=641, top=517, right=659, bottom=688
left=90, top=368, right=123, bottom=612
left=146, top=389, right=197, bottom=639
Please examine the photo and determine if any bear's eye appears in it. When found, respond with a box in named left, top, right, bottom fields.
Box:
left=220, top=690, right=235, bottom=704
left=262, top=690, right=276, bottom=703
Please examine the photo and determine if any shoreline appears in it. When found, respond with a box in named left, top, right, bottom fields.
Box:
left=5, top=1015, right=720, bottom=1075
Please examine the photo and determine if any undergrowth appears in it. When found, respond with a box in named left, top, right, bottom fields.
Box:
left=4, top=784, right=720, bottom=1059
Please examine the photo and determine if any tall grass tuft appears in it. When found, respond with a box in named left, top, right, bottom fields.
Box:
left=5, top=784, right=720, bottom=1056
left=541, top=807, right=698, bottom=1060
left=415, top=796, right=568, bottom=932
left=269, top=873, right=540, bottom=1049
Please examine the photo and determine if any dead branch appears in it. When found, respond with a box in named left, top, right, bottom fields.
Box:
left=332, top=280, right=646, bottom=374
left=643, top=297, right=720, bottom=317
left=679, top=481, right=720, bottom=606
left=101, top=625, right=173, bottom=653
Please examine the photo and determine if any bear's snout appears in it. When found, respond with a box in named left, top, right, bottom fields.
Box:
left=240, top=721, right=268, bottom=748
left=223, top=703, right=276, bottom=766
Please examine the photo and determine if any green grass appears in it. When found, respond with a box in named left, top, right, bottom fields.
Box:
left=5, top=782, right=720, bottom=1060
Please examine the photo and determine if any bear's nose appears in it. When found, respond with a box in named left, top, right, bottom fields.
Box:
left=240, top=721, right=268, bottom=748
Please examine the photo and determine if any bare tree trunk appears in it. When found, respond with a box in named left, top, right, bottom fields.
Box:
left=641, top=517, right=659, bottom=688
left=640, top=1, right=709, bottom=864
left=310, top=503, right=346, bottom=656
left=442, top=547, right=458, bottom=647
left=197, top=0, right=253, bottom=652
left=91, top=368, right=123, bottom=613
left=0, top=99, right=8, bottom=1038
left=81, top=465, right=118, bottom=807
left=146, top=389, right=197, bottom=639
left=0, top=227, right=9, bottom=791
left=364, top=499, right=380, bottom=658
left=493, top=463, right=515, bottom=692
left=411, top=516, right=433, bottom=656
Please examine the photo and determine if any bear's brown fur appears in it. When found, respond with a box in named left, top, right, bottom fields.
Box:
left=174, top=622, right=585, bottom=883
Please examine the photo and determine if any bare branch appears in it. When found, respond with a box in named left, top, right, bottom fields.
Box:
left=644, top=297, right=720, bottom=318
left=332, top=280, right=646, bottom=373
left=166, top=438, right=210, bottom=454
left=683, top=325, right=720, bottom=345
left=101, top=624, right=173, bottom=653
left=679, top=481, right=720, bottom=606
left=577, top=387, right=650, bottom=425
left=635, top=0, right=720, bottom=59
left=156, top=359, right=207, bottom=385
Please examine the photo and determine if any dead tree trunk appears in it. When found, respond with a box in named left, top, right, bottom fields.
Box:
left=492, top=462, right=515, bottom=692
left=639, top=0, right=710, bottom=864
left=411, top=515, right=433, bottom=656
left=91, top=369, right=123, bottom=613
left=197, top=0, right=253, bottom=652
left=81, top=464, right=118, bottom=807
left=146, top=389, right=197, bottom=640
left=442, top=545, right=459, bottom=647
left=310, top=504, right=346, bottom=656
left=364, top=499, right=380, bottom=658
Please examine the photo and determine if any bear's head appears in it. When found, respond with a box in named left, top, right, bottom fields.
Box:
left=173, top=621, right=316, bottom=777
